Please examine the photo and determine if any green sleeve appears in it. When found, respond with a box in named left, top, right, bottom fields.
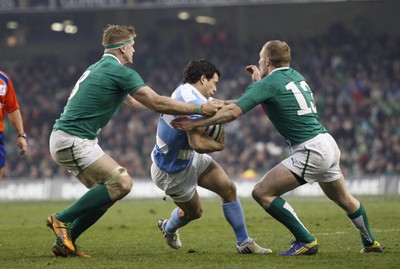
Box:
left=235, top=80, right=275, bottom=114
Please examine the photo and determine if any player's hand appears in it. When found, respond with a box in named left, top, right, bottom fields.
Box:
left=245, top=65, right=261, bottom=82
left=17, top=137, right=27, bottom=156
left=171, top=117, right=197, bottom=131
left=200, top=100, right=223, bottom=116
left=209, top=98, right=226, bottom=107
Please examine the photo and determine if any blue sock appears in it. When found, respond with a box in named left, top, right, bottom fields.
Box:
left=165, top=207, right=189, bottom=234
left=222, top=200, right=249, bottom=245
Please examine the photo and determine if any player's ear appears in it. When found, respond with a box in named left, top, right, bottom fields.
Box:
left=265, top=56, right=271, bottom=66
left=200, top=74, right=207, bottom=85
left=119, top=46, right=126, bottom=54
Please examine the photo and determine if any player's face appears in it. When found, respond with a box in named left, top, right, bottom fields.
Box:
left=202, top=73, right=219, bottom=98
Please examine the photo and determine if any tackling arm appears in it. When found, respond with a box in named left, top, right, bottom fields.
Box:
left=132, top=86, right=221, bottom=116
left=171, top=103, right=243, bottom=131
left=124, top=94, right=148, bottom=109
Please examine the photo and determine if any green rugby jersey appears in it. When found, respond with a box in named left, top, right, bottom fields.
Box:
left=54, top=54, right=146, bottom=139
left=236, top=67, right=326, bottom=146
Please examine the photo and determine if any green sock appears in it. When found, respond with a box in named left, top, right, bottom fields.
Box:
left=71, top=208, right=108, bottom=242
left=266, top=196, right=314, bottom=243
left=57, top=184, right=112, bottom=223
left=348, top=204, right=376, bottom=246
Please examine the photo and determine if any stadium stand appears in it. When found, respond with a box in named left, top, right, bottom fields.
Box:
left=1, top=2, right=399, bottom=180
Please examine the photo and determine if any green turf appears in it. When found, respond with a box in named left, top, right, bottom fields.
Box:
left=0, top=195, right=398, bottom=269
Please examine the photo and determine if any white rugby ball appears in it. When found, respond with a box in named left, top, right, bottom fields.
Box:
left=205, top=124, right=223, bottom=141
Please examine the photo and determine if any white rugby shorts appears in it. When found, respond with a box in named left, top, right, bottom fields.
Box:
left=49, top=130, right=105, bottom=176
left=151, top=152, right=212, bottom=202
left=281, top=133, right=343, bottom=183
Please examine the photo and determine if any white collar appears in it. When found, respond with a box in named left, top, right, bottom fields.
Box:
left=103, top=53, right=122, bottom=65
left=269, top=66, right=290, bottom=75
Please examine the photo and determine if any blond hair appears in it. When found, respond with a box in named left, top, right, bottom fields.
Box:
left=102, top=25, right=136, bottom=49
left=262, top=40, right=291, bottom=67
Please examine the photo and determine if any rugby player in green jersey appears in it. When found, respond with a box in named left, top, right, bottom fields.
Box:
left=171, top=40, right=382, bottom=256
left=46, top=24, right=221, bottom=258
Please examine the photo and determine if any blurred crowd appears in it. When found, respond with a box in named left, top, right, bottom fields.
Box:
left=2, top=23, right=400, bottom=180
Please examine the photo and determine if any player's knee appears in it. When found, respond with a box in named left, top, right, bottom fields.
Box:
left=251, top=188, right=260, bottom=202
left=191, top=208, right=203, bottom=220
left=252, top=185, right=274, bottom=208
left=185, top=208, right=203, bottom=221
left=220, top=181, right=237, bottom=201
left=252, top=184, right=264, bottom=204
left=116, top=176, right=133, bottom=196
left=228, top=181, right=237, bottom=194
left=111, top=176, right=133, bottom=200
left=102, top=166, right=133, bottom=200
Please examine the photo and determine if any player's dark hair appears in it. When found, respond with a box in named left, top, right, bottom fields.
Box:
left=183, top=59, right=221, bottom=84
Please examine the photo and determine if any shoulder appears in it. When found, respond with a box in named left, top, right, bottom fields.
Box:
left=0, top=70, right=9, bottom=77
left=173, top=84, right=206, bottom=105
left=0, top=71, right=10, bottom=83
left=260, top=67, right=303, bottom=87
left=101, top=56, right=143, bottom=80
left=0, top=71, right=12, bottom=91
left=120, top=65, right=142, bottom=79
left=288, top=67, right=305, bottom=79
left=246, top=77, right=274, bottom=93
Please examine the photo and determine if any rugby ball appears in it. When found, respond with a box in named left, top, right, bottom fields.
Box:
left=205, top=124, right=224, bottom=141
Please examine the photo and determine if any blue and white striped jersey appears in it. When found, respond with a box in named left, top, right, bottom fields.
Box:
left=151, top=83, right=207, bottom=173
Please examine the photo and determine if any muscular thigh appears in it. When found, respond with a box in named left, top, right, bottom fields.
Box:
left=254, top=163, right=301, bottom=197
left=77, top=154, right=121, bottom=187
left=198, top=160, right=235, bottom=199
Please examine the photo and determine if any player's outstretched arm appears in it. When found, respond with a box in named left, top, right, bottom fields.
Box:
left=172, top=103, right=243, bottom=131
left=124, top=94, right=148, bottom=109
left=133, top=86, right=221, bottom=116
left=211, top=98, right=236, bottom=105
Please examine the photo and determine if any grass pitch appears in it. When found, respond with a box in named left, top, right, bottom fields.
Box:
left=0, top=195, right=398, bottom=269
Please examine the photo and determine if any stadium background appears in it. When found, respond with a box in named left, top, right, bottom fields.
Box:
left=0, top=0, right=399, bottom=199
